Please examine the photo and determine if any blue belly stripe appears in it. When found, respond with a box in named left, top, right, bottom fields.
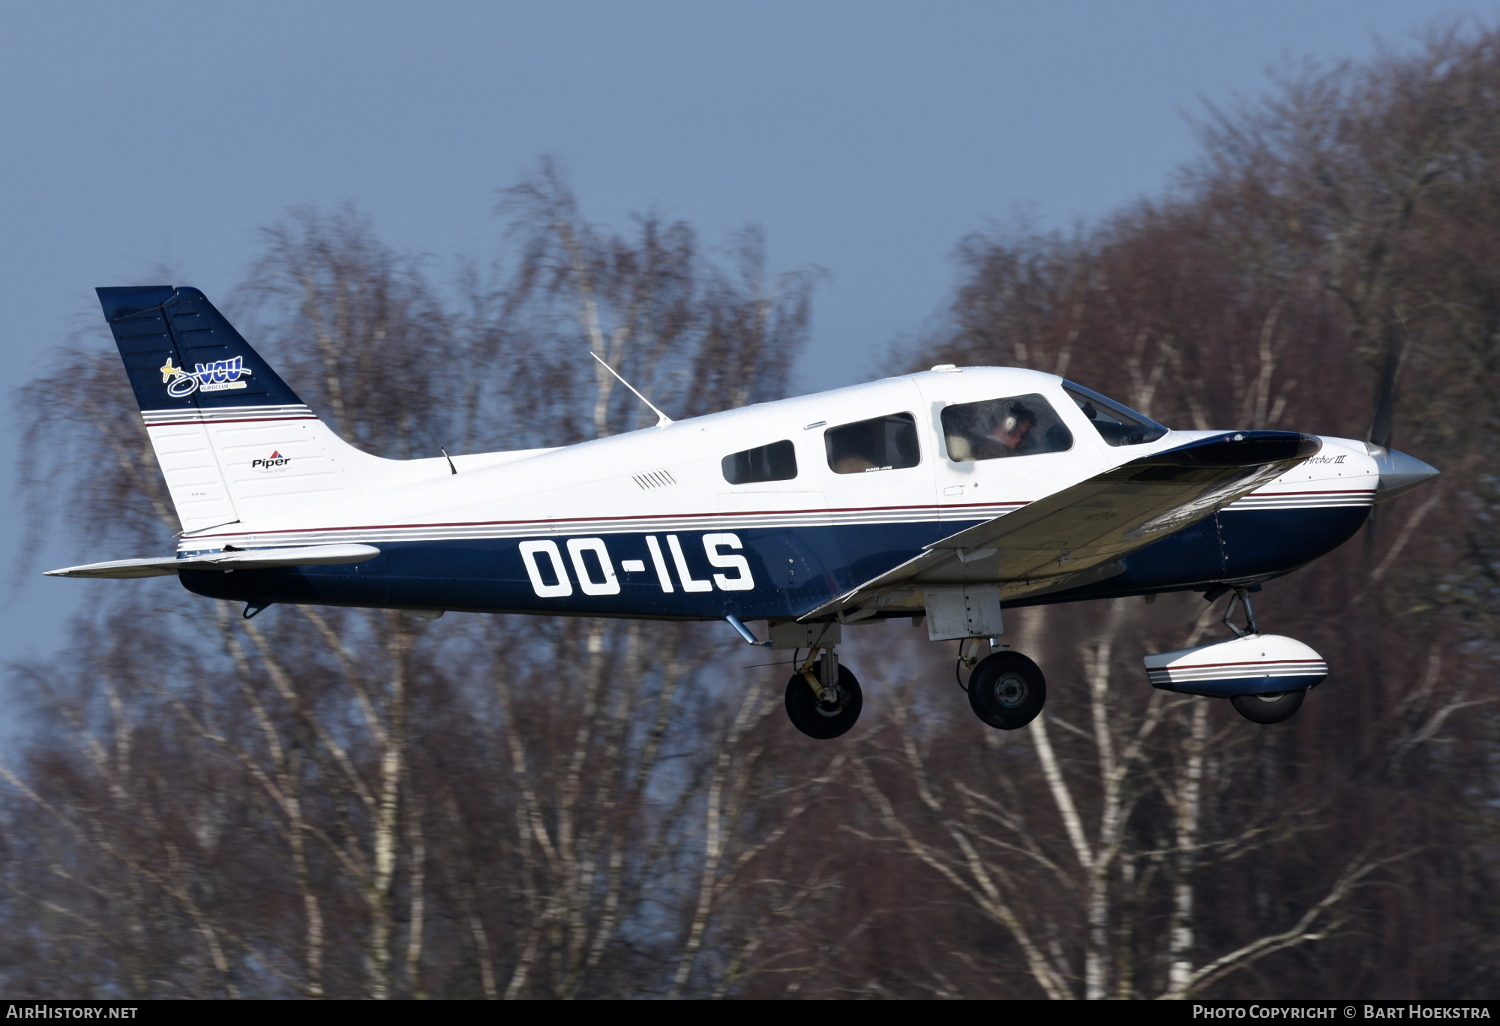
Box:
left=177, top=506, right=1372, bottom=618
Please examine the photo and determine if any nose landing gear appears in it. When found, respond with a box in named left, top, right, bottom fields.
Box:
left=1230, top=688, right=1306, bottom=724
left=1145, top=587, right=1326, bottom=725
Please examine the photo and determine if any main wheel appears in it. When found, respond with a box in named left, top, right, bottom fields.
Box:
left=784, top=664, right=863, bottom=739
left=967, top=651, right=1046, bottom=730
left=1230, top=688, right=1306, bottom=724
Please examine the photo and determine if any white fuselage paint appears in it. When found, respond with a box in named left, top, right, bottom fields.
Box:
left=168, top=369, right=1380, bottom=580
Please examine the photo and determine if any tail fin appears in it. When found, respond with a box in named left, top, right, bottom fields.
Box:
left=98, top=286, right=400, bottom=534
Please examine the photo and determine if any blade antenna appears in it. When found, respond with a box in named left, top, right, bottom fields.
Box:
left=590, top=351, right=673, bottom=427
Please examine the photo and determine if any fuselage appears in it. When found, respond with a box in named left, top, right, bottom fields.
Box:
left=175, top=367, right=1379, bottom=622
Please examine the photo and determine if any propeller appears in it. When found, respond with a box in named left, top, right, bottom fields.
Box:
left=1366, top=317, right=1407, bottom=454
left=1363, top=319, right=1406, bottom=550
left=1362, top=316, right=1443, bottom=554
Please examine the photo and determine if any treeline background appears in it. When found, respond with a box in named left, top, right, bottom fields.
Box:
left=2, top=28, right=1497, bottom=999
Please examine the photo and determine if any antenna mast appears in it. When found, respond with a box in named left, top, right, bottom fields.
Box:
left=590, top=351, right=673, bottom=427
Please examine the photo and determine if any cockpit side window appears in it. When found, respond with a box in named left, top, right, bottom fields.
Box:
left=825, top=413, right=921, bottom=474
left=942, top=393, right=1073, bottom=462
left=722, top=439, right=798, bottom=484
left=1062, top=381, right=1168, bottom=446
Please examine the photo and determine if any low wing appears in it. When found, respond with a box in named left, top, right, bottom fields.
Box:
left=45, top=543, right=381, bottom=579
left=804, top=431, right=1320, bottom=620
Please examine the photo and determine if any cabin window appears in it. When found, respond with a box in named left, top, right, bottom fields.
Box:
left=825, top=413, right=921, bottom=474
left=1063, top=381, right=1168, bottom=446
left=942, top=394, right=1073, bottom=462
left=722, top=439, right=798, bottom=484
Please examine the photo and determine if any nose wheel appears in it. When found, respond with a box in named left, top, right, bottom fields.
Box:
left=784, top=653, right=863, bottom=739
left=1230, top=688, right=1306, bottom=724
left=966, top=650, right=1047, bottom=730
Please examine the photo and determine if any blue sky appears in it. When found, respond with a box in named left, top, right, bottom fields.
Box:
left=2, top=1, right=1495, bottom=673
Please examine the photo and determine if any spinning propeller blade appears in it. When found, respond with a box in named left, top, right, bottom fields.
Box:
left=1364, top=316, right=1429, bottom=551
left=1362, top=322, right=1404, bottom=552
left=1366, top=318, right=1407, bottom=453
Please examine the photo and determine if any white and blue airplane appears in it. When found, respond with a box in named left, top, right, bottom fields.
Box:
left=49, top=286, right=1439, bottom=737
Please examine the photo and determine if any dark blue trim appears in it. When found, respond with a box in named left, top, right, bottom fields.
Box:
left=1216, top=505, right=1368, bottom=579
left=182, top=520, right=957, bottom=619
left=97, top=286, right=306, bottom=412
left=1142, top=430, right=1320, bottom=468
left=178, top=504, right=1371, bottom=620
left=1015, top=506, right=1369, bottom=607
left=1150, top=674, right=1326, bottom=698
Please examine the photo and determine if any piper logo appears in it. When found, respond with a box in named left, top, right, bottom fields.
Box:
left=252, top=450, right=291, bottom=471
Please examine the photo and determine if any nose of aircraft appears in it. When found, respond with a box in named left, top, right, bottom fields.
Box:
left=1365, top=444, right=1440, bottom=502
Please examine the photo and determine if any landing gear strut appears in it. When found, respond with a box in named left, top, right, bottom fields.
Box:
left=1220, top=586, right=1261, bottom=638
left=784, top=648, right=863, bottom=739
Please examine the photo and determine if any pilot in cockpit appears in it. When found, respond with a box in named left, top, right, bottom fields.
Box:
left=944, top=394, right=1069, bottom=462
left=987, top=403, right=1036, bottom=456
left=951, top=401, right=1036, bottom=460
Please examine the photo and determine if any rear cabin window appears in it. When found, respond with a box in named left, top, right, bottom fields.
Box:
left=1063, top=381, right=1168, bottom=446
left=722, top=439, right=798, bottom=484
left=942, top=394, right=1073, bottom=462
left=825, top=413, right=921, bottom=474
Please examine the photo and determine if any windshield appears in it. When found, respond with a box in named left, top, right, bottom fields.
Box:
left=1062, top=381, right=1168, bottom=446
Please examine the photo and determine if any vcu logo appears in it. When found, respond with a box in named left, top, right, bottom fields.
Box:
left=160, top=355, right=253, bottom=397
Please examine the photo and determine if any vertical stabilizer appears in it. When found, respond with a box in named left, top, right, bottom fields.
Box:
left=98, top=286, right=395, bottom=533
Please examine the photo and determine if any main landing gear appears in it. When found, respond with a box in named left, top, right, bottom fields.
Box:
left=957, top=638, right=1049, bottom=731
left=784, top=648, right=863, bottom=740
left=780, top=638, right=1049, bottom=738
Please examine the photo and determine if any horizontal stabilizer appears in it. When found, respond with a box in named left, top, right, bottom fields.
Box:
left=45, top=544, right=381, bottom=579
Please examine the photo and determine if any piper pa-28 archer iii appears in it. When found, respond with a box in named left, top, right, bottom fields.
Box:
left=49, top=286, right=1440, bottom=737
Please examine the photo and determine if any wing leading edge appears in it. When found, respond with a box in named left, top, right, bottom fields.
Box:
left=803, top=431, right=1321, bottom=621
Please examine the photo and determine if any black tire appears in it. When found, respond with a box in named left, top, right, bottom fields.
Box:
left=784, top=664, right=863, bottom=740
left=1230, top=688, right=1306, bottom=724
left=967, top=651, right=1046, bottom=730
